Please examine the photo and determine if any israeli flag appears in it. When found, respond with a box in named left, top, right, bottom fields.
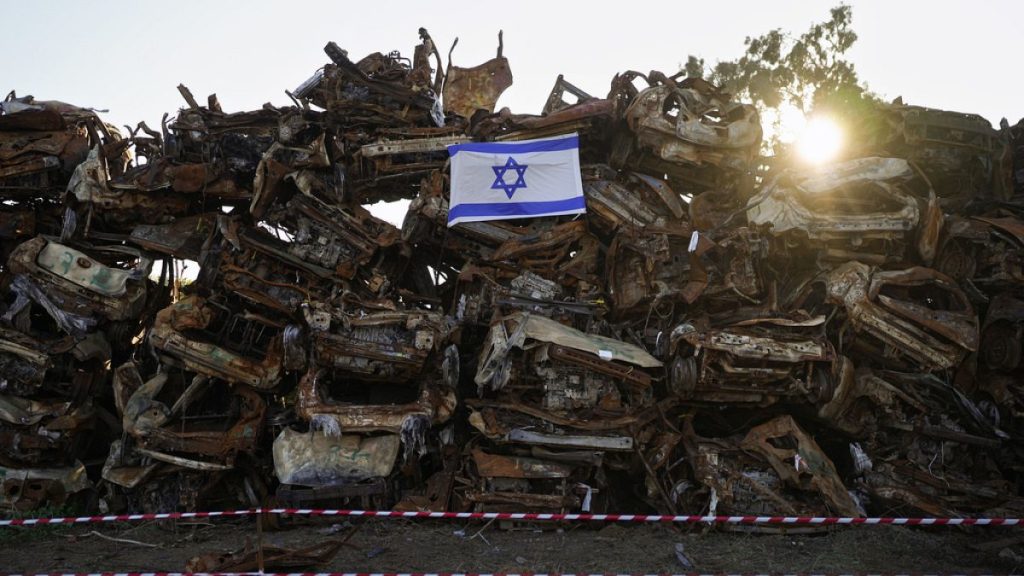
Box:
left=446, top=133, right=585, bottom=227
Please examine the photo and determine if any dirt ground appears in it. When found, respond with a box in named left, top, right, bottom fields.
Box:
left=1, top=517, right=1022, bottom=574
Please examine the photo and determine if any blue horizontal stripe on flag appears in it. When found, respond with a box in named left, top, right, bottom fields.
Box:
left=448, top=195, right=586, bottom=221
left=448, top=135, right=579, bottom=157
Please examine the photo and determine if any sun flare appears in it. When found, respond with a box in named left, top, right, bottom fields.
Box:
left=796, top=116, right=844, bottom=165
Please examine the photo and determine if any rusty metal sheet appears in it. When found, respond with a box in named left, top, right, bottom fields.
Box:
left=36, top=239, right=133, bottom=297
left=186, top=539, right=344, bottom=573
left=443, top=33, right=513, bottom=120
left=505, top=429, right=633, bottom=451
left=471, top=449, right=573, bottom=479
left=129, top=213, right=217, bottom=260
left=272, top=428, right=401, bottom=486
left=519, top=313, right=661, bottom=367
left=0, top=461, right=91, bottom=511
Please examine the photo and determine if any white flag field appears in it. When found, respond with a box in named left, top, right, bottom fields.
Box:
left=446, top=133, right=585, bottom=227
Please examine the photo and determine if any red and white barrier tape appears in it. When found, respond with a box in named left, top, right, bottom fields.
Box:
left=0, top=569, right=999, bottom=573
left=1, top=508, right=1021, bottom=527
left=0, top=509, right=254, bottom=527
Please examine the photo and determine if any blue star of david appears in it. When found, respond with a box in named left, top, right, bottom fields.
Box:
left=491, top=156, right=528, bottom=199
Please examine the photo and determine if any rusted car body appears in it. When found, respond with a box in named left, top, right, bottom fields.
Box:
left=7, top=236, right=150, bottom=323
left=113, top=362, right=265, bottom=471
left=467, top=312, right=662, bottom=511
left=148, top=295, right=285, bottom=390
left=825, top=262, right=978, bottom=370
left=272, top=306, right=456, bottom=504
left=681, top=416, right=861, bottom=518
left=979, top=293, right=1024, bottom=374
left=622, top=75, right=761, bottom=193
left=936, top=215, right=1024, bottom=291
left=0, top=94, right=110, bottom=198
left=666, top=315, right=835, bottom=406
left=746, top=157, right=935, bottom=266
left=859, top=100, right=1010, bottom=208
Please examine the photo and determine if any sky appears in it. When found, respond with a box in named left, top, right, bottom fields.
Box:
left=5, top=0, right=1021, bottom=129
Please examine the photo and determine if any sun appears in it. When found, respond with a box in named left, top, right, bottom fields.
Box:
left=796, top=116, right=844, bottom=165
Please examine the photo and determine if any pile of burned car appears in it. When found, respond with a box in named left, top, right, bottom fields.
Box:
left=1, top=30, right=1023, bottom=523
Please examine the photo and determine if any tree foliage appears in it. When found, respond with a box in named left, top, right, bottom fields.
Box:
left=686, top=5, right=878, bottom=127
